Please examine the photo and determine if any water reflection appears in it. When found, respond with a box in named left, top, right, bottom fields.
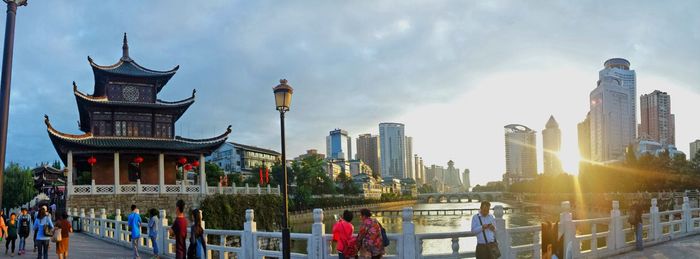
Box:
left=290, top=201, right=544, bottom=256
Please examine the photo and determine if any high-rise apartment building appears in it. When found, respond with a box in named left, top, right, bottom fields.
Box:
left=639, top=90, right=675, bottom=145
left=462, top=169, right=471, bottom=191
left=503, top=124, right=537, bottom=185
left=690, top=140, right=700, bottom=161
left=589, top=58, right=637, bottom=162
left=405, top=136, right=414, bottom=179
left=379, top=123, right=406, bottom=179
left=356, top=134, right=381, bottom=177
left=414, top=155, right=424, bottom=183
left=543, top=116, right=563, bottom=175
left=326, top=129, right=352, bottom=161
left=577, top=112, right=592, bottom=161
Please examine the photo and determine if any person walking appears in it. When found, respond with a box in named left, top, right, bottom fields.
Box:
left=628, top=200, right=644, bottom=251
left=188, top=209, right=206, bottom=259
left=55, top=211, right=73, bottom=259
left=471, top=201, right=500, bottom=259
left=32, top=207, right=53, bottom=259
left=127, top=205, right=143, bottom=259
left=147, top=208, right=160, bottom=258
left=18, top=208, right=31, bottom=255
left=5, top=213, right=18, bottom=256
left=356, top=208, right=384, bottom=259
left=332, top=210, right=357, bottom=259
left=169, top=200, right=188, bottom=259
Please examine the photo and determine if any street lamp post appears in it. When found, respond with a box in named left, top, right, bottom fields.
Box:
left=0, top=0, right=27, bottom=209
left=273, top=79, right=293, bottom=259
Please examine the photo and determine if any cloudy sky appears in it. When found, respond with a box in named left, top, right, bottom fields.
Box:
left=3, top=1, right=700, bottom=185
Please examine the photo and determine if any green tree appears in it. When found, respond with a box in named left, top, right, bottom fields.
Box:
left=2, top=163, right=37, bottom=209
left=294, top=156, right=334, bottom=195
left=335, top=172, right=359, bottom=195
left=52, top=160, right=63, bottom=169
left=205, top=163, right=225, bottom=186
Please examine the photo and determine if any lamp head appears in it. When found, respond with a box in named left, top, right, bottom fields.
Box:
left=273, top=79, right=294, bottom=112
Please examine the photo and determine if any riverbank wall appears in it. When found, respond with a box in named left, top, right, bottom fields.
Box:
left=290, top=200, right=416, bottom=223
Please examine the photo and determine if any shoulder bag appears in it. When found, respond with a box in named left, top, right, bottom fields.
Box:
left=478, top=215, right=501, bottom=258
left=340, top=222, right=358, bottom=256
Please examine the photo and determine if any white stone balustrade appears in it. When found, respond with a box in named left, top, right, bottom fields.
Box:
left=69, top=183, right=280, bottom=196
left=62, top=195, right=700, bottom=259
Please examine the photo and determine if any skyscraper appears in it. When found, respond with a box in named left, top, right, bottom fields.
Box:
left=690, top=140, right=700, bottom=161
left=503, top=124, right=537, bottom=185
left=577, top=112, right=592, bottom=161
left=462, top=169, right=471, bottom=191
left=356, top=134, right=381, bottom=177
left=379, top=122, right=406, bottom=179
left=326, top=129, right=352, bottom=161
left=639, top=90, right=675, bottom=145
left=405, top=136, right=414, bottom=179
left=414, top=155, right=424, bottom=183
left=542, top=116, right=563, bottom=175
left=590, top=58, right=637, bottom=162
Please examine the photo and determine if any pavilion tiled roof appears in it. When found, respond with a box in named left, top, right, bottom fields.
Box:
left=45, top=115, right=231, bottom=163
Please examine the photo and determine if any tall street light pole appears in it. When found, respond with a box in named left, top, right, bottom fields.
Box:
left=273, top=79, right=293, bottom=259
left=0, top=0, right=27, bottom=209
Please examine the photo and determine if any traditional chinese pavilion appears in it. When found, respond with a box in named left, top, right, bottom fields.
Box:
left=45, top=34, right=231, bottom=197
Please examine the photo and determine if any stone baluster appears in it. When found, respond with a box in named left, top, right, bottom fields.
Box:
left=79, top=208, right=86, bottom=233
left=451, top=237, right=459, bottom=255
left=218, top=182, right=223, bottom=195
left=308, top=209, right=325, bottom=259
left=267, top=184, right=271, bottom=194
left=257, top=184, right=262, bottom=195
left=100, top=208, right=107, bottom=238
left=159, top=209, right=168, bottom=256
left=137, top=179, right=142, bottom=194
left=241, top=209, right=256, bottom=259
left=89, top=208, right=96, bottom=234
left=533, top=228, right=541, bottom=259
left=91, top=179, right=96, bottom=194
left=683, top=196, right=691, bottom=233
left=245, top=183, right=250, bottom=194
left=590, top=223, right=597, bottom=252
left=232, top=182, right=237, bottom=194
left=494, top=205, right=510, bottom=258
left=219, top=234, right=229, bottom=259
left=115, top=209, right=122, bottom=242
left=650, top=198, right=661, bottom=240
left=611, top=201, right=623, bottom=250
left=559, top=201, right=575, bottom=256
left=402, top=207, right=416, bottom=258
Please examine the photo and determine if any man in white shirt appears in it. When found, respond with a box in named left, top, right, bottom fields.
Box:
left=471, top=201, right=498, bottom=259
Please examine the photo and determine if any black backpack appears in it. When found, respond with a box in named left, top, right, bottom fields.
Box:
left=19, top=216, right=30, bottom=234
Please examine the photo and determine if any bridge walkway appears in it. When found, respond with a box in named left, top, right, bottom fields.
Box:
left=20, top=232, right=157, bottom=259
left=611, top=233, right=700, bottom=259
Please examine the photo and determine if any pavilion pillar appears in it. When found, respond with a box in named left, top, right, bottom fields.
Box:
left=158, top=153, right=165, bottom=194
left=66, top=150, right=73, bottom=195
left=114, top=152, right=120, bottom=194
left=200, top=154, right=207, bottom=194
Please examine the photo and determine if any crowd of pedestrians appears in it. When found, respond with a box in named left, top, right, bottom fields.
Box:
left=0, top=204, right=72, bottom=259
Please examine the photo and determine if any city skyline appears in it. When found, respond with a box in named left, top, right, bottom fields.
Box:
left=3, top=1, right=700, bottom=187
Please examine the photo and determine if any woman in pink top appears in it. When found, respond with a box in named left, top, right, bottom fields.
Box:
left=332, top=210, right=356, bottom=259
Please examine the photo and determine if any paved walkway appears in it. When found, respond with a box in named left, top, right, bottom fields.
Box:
left=611, top=234, right=700, bottom=259
left=3, top=232, right=156, bottom=259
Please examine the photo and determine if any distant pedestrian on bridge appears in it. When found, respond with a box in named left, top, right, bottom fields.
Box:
left=332, top=210, right=357, bottom=259
left=170, top=200, right=188, bottom=259
left=472, top=201, right=500, bottom=259
left=147, top=208, right=160, bottom=258
left=127, top=204, right=143, bottom=259
left=18, top=208, right=31, bottom=255
left=628, top=200, right=643, bottom=251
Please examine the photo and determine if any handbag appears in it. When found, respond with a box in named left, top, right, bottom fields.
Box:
left=478, top=215, right=501, bottom=258
left=43, top=218, right=54, bottom=237
left=51, top=227, right=63, bottom=243
left=378, top=222, right=390, bottom=247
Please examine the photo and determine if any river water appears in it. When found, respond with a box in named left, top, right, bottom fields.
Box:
left=291, top=201, right=546, bottom=257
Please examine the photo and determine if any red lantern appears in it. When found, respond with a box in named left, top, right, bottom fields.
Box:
left=87, top=156, right=97, bottom=166
left=184, top=164, right=193, bottom=171
left=192, top=160, right=200, bottom=167
left=178, top=157, right=188, bottom=165
left=133, top=156, right=144, bottom=164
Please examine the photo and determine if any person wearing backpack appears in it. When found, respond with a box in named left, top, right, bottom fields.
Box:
left=32, top=207, right=53, bottom=259
left=332, top=210, right=357, bottom=259
left=5, top=213, right=18, bottom=257
left=356, top=208, right=384, bottom=259
left=187, top=209, right=206, bottom=259
left=18, top=208, right=31, bottom=256
left=628, top=200, right=643, bottom=251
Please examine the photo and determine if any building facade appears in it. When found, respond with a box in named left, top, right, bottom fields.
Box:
left=639, top=90, right=675, bottom=145
left=589, top=58, right=637, bottom=163
left=414, top=155, right=425, bottom=184
left=443, top=160, right=463, bottom=192
left=405, top=136, right=414, bottom=179
left=503, top=124, right=537, bottom=185
left=326, top=129, right=352, bottom=161
left=379, top=123, right=406, bottom=179
left=462, top=169, right=471, bottom=191
left=208, top=142, right=280, bottom=177
left=356, top=134, right=381, bottom=177
left=690, top=140, right=700, bottom=161
left=577, top=112, right=592, bottom=161
left=294, top=149, right=325, bottom=161
left=542, top=116, right=563, bottom=175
